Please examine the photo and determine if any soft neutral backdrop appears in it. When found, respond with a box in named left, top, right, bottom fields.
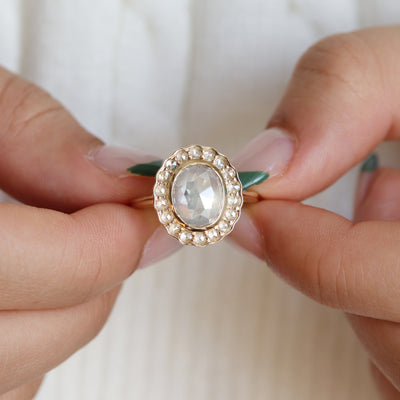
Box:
left=1, top=1, right=400, bottom=399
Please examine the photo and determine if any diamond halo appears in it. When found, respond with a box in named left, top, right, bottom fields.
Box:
left=153, top=145, right=243, bottom=247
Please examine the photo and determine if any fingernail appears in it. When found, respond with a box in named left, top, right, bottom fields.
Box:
left=230, top=209, right=265, bottom=260
left=355, top=153, right=379, bottom=207
left=137, top=226, right=182, bottom=270
left=87, top=145, right=158, bottom=178
left=234, top=127, right=296, bottom=178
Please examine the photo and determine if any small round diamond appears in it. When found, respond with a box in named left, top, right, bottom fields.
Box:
left=165, top=159, right=178, bottom=171
left=158, top=170, right=169, bottom=182
left=155, top=198, right=168, bottom=210
left=206, top=229, right=219, bottom=242
left=227, top=180, right=241, bottom=193
left=225, top=209, right=237, bottom=221
left=218, top=220, right=230, bottom=232
left=154, top=185, right=167, bottom=196
left=175, top=150, right=188, bottom=163
left=160, top=211, right=173, bottom=224
left=202, top=148, right=216, bottom=162
left=167, top=222, right=181, bottom=235
left=179, top=231, right=192, bottom=244
left=193, top=232, right=206, bottom=246
left=213, top=156, right=227, bottom=170
left=227, top=195, right=240, bottom=207
left=222, top=167, right=236, bottom=179
left=189, top=145, right=202, bottom=159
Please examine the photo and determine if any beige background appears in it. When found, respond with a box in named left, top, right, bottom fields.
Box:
left=1, top=0, right=400, bottom=398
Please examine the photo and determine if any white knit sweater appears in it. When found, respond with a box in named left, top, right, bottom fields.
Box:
left=1, top=1, right=400, bottom=399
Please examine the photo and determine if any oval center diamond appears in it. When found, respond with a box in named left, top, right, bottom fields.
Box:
left=171, top=164, right=225, bottom=229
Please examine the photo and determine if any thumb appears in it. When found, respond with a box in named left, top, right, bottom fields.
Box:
left=233, top=174, right=400, bottom=321
left=0, top=67, right=157, bottom=212
left=347, top=161, right=400, bottom=393
left=235, top=27, right=400, bottom=200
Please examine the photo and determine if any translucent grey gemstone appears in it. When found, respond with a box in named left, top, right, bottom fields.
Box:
left=171, top=164, right=225, bottom=229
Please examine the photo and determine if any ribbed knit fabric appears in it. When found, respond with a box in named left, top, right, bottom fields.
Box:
left=0, top=1, right=399, bottom=398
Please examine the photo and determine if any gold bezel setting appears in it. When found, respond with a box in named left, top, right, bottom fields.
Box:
left=153, top=145, right=243, bottom=247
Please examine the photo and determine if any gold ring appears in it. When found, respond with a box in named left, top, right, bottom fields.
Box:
left=129, top=145, right=267, bottom=247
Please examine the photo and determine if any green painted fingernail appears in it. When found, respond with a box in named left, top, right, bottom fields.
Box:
left=238, top=171, right=269, bottom=190
left=127, top=160, right=163, bottom=176
left=361, top=153, right=378, bottom=172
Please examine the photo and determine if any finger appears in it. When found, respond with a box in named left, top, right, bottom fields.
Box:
left=0, top=287, right=119, bottom=395
left=0, top=202, right=157, bottom=310
left=236, top=197, right=400, bottom=321
left=235, top=26, right=400, bottom=200
left=348, top=164, right=400, bottom=391
left=0, top=67, right=156, bottom=212
left=369, top=362, right=400, bottom=400
left=0, top=379, right=43, bottom=400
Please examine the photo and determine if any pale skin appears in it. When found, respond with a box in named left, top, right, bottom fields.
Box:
left=0, top=25, right=399, bottom=399
left=234, top=26, right=400, bottom=399
left=0, top=67, right=160, bottom=397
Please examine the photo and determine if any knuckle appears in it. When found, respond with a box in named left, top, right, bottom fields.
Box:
left=314, top=248, right=351, bottom=309
left=295, top=32, right=380, bottom=99
left=79, top=250, right=105, bottom=303
left=69, top=249, right=104, bottom=305
left=303, top=245, right=331, bottom=305
left=63, top=216, right=106, bottom=304
left=0, top=76, right=63, bottom=143
left=304, top=231, right=352, bottom=309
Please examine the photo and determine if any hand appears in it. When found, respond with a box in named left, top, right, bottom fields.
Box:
left=232, top=26, right=400, bottom=398
left=0, top=67, right=164, bottom=398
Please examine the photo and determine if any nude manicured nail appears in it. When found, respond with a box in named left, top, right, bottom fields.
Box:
left=234, top=127, right=295, bottom=177
left=137, top=226, right=182, bottom=270
left=87, top=145, right=158, bottom=178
